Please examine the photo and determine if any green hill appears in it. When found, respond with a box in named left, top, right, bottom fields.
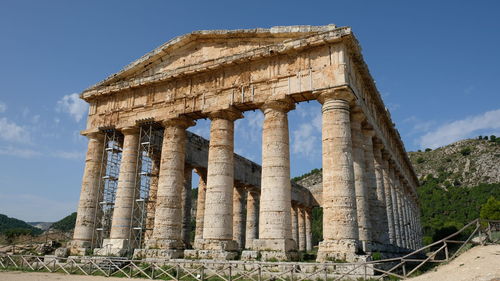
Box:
left=50, top=212, right=77, bottom=232
left=0, top=214, right=43, bottom=236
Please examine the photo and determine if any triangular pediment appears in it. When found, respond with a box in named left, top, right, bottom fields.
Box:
left=83, top=25, right=338, bottom=94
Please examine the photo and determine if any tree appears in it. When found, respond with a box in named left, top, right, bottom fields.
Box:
left=490, top=135, right=497, bottom=142
left=425, top=148, right=432, bottom=152
left=480, top=196, right=500, bottom=220
left=478, top=135, right=483, bottom=140
left=484, top=136, right=489, bottom=140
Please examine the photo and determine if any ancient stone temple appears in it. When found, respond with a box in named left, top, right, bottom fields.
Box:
left=69, top=24, right=422, bottom=262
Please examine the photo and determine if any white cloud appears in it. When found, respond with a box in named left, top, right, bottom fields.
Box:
left=0, top=117, right=31, bottom=143
left=292, top=122, right=321, bottom=157
left=56, top=93, right=88, bottom=122
left=0, top=146, right=40, bottom=158
left=52, top=150, right=85, bottom=160
left=0, top=101, right=6, bottom=113
left=418, top=108, right=500, bottom=149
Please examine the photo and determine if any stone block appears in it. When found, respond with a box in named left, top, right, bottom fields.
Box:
left=252, top=238, right=296, bottom=252
left=54, top=247, right=69, bottom=257
left=240, top=250, right=259, bottom=260
left=93, top=238, right=129, bottom=256
left=133, top=248, right=184, bottom=259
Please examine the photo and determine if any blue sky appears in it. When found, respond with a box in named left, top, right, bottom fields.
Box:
left=1, top=0, right=499, bottom=221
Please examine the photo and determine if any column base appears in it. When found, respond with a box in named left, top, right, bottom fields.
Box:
left=317, top=239, right=365, bottom=262
left=145, top=238, right=184, bottom=250
left=93, top=238, right=129, bottom=257
left=133, top=248, right=184, bottom=260
left=247, top=238, right=299, bottom=261
left=68, top=240, right=91, bottom=256
left=189, top=239, right=239, bottom=260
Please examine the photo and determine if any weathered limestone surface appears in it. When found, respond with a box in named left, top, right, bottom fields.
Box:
left=145, top=119, right=193, bottom=258
left=232, top=186, right=246, bottom=250
left=71, top=132, right=105, bottom=253
left=71, top=25, right=422, bottom=261
left=252, top=100, right=296, bottom=259
left=373, top=143, right=390, bottom=245
left=305, top=210, right=312, bottom=252
left=350, top=112, right=371, bottom=250
left=317, top=91, right=360, bottom=262
left=181, top=165, right=193, bottom=248
left=199, top=109, right=242, bottom=255
left=245, top=191, right=259, bottom=248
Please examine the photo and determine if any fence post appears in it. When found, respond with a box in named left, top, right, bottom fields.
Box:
left=229, top=264, right=232, bottom=281
left=258, top=265, right=262, bottom=281
left=201, top=265, right=205, bottom=281
left=324, top=264, right=327, bottom=281
left=291, top=264, right=295, bottom=281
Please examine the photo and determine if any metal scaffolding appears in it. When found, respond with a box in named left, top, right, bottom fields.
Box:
left=128, top=122, right=164, bottom=250
left=91, top=129, right=123, bottom=249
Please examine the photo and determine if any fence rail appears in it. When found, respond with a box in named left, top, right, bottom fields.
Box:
left=1, top=219, right=498, bottom=280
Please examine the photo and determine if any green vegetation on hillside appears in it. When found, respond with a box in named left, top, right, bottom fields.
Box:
left=417, top=174, right=499, bottom=244
left=0, top=214, right=43, bottom=240
left=292, top=168, right=322, bottom=182
left=51, top=212, right=77, bottom=232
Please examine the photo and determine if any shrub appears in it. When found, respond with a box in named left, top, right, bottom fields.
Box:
left=460, top=147, right=472, bottom=156
left=425, top=148, right=432, bottom=152
left=416, top=157, right=425, bottom=164
left=480, top=197, right=500, bottom=220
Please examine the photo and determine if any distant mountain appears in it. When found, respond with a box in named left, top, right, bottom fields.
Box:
left=28, top=222, right=53, bottom=231
left=0, top=214, right=43, bottom=235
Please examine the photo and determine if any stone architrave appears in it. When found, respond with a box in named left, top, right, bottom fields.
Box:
left=351, top=111, right=372, bottom=251
left=99, top=126, right=139, bottom=256
left=252, top=99, right=296, bottom=260
left=199, top=108, right=242, bottom=258
left=245, top=191, right=259, bottom=248
left=146, top=117, right=194, bottom=258
left=373, top=142, right=390, bottom=245
left=317, top=89, right=360, bottom=262
left=70, top=132, right=105, bottom=254
left=233, top=186, right=247, bottom=250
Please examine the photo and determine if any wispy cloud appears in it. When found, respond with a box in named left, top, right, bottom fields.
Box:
left=0, top=146, right=40, bottom=158
left=56, top=93, right=88, bottom=122
left=292, top=111, right=321, bottom=157
left=0, top=101, right=6, bottom=113
left=0, top=117, right=31, bottom=143
left=52, top=150, right=85, bottom=160
left=418, top=108, right=500, bottom=149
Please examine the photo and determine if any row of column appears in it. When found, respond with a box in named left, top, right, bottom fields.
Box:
left=72, top=87, right=422, bottom=259
left=291, top=204, right=313, bottom=252
left=316, top=89, right=422, bottom=261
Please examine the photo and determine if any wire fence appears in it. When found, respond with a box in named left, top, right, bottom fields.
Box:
left=1, top=219, right=498, bottom=280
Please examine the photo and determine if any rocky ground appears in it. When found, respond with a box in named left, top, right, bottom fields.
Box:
left=407, top=244, right=500, bottom=281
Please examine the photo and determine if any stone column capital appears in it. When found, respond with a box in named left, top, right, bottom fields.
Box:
left=350, top=111, right=366, bottom=125
left=361, top=128, right=375, bottom=138
left=162, top=116, right=196, bottom=129
left=208, top=107, right=243, bottom=121
left=373, top=140, right=384, bottom=151
left=119, top=126, right=139, bottom=135
left=261, top=98, right=295, bottom=113
left=316, top=86, right=355, bottom=105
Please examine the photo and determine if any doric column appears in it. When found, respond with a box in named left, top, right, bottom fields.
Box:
left=147, top=117, right=194, bottom=257
left=351, top=112, right=372, bottom=251
left=362, top=129, right=380, bottom=249
left=305, top=209, right=312, bottom=252
left=233, top=186, right=247, bottom=250
left=253, top=99, right=296, bottom=257
left=201, top=108, right=242, bottom=251
left=395, top=176, right=405, bottom=248
left=389, top=163, right=402, bottom=248
left=291, top=205, right=299, bottom=245
left=298, top=207, right=306, bottom=251
left=194, top=170, right=207, bottom=242
left=245, top=190, right=259, bottom=248
left=381, top=152, right=396, bottom=245
left=373, top=141, right=390, bottom=245
left=317, top=89, right=359, bottom=261
left=181, top=165, right=193, bottom=248
left=403, top=190, right=411, bottom=249
left=145, top=158, right=160, bottom=243
left=109, top=127, right=140, bottom=245
left=71, top=131, right=105, bottom=253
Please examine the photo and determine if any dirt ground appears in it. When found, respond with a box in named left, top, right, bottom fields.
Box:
left=407, top=244, right=500, bottom=281
left=0, top=245, right=499, bottom=281
left=0, top=271, right=132, bottom=281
